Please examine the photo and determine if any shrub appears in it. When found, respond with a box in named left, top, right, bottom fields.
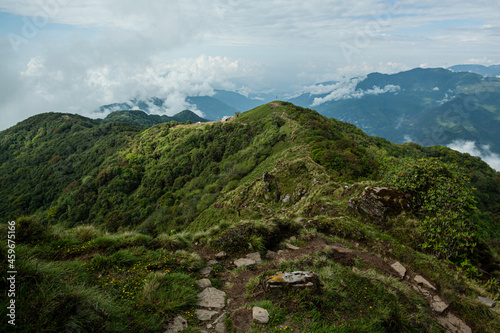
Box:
left=383, top=157, right=477, bottom=260
left=16, top=216, right=47, bottom=243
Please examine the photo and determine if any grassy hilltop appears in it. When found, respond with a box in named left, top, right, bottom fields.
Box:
left=1, top=103, right=500, bottom=332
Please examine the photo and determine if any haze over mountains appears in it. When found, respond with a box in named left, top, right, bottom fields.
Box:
left=93, top=66, right=500, bottom=170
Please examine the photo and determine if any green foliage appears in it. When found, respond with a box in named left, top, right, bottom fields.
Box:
left=16, top=216, right=47, bottom=244
left=383, top=157, right=477, bottom=260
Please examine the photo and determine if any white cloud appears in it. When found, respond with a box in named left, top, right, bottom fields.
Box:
left=310, top=79, right=401, bottom=106
left=448, top=140, right=500, bottom=171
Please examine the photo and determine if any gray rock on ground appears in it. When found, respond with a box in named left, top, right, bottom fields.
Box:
left=391, top=261, right=406, bottom=279
left=164, top=315, right=188, bottom=333
left=478, top=296, right=496, bottom=308
left=414, top=275, right=436, bottom=290
left=197, top=287, right=226, bottom=310
left=215, top=251, right=227, bottom=259
left=234, top=258, right=256, bottom=268
left=200, top=266, right=213, bottom=277
left=195, top=309, right=219, bottom=321
left=252, top=307, right=270, bottom=324
left=246, top=252, right=262, bottom=263
left=431, top=295, right=449, bottom=314
left=207, top=259, right=218, bottom=266
left=437, top=313, right=472, bottom=333
left=196, top=278, right=212, bottom=289
left=286, top=243, right=300, bottom=250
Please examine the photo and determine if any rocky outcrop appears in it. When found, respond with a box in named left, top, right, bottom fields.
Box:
left=348, top=186, right=410, bottom=219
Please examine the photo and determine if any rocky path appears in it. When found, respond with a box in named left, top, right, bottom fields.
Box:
left=165, top=237, right=481, bottom=333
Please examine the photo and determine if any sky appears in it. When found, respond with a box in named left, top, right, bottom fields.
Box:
left=1, top=0, right=500, bottom=130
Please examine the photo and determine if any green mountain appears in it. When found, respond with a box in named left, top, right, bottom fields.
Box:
left=1, top=103, right=500, bottom=332
left=102, top=109, right=207, bottom=127
left=289, top=68, right=500, bottom=155
left=449, top=64, right=500, bottom=77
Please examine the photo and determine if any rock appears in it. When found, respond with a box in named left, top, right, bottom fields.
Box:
left=267, top=250, right=276, bottom=257
left=196, top=278, right=212, bottom=289
left=295, top=217, right=305, bottom=223
left=164, top=315, right=188, bottom=333
left=478, top=296, right=496, bottom=308
left=282, top=194, right=291, bottom=203
left=414, top=275, right=436, bottom=290
left=246, top=252, right=262, bottom=264
left=252, top=307, right=270, bottom=324
left=200, top=266, right=213, bottom=277
left=285, top=243, right=300, bottom=250
left=207, top=259, right=218, bottom=266
left=348, top=186, right=410, bottom=219
left=197, top=287, right=226, bottom=310
left=431, top=295, right=449, bottom=314
left=265, top=271, right=319, bottom=290
left=390, top=261, right=406, bottom=279
left=234, top=258, right=256, bottom=268
left=437, top=313, right=472, bottom=333
left=325, top=245, right=353, bottom=254
left=195, top=309, right=219, bottom=321
left=215, top=321, right=225, bottom=333
left=215, top=251, right=227, bottom=259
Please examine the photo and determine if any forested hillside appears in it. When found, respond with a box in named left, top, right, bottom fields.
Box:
left=1, top=103, right=500, bottom=332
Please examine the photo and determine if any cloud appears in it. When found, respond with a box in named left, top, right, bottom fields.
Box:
left=310, top=79, right=401, bottom=106
left=448, top=140, right=500, bottom=171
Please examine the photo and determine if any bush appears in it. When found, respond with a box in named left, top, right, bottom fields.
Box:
left=383, top=157, right=477, bottom=260
left=16, top=216, right=47, bottom=244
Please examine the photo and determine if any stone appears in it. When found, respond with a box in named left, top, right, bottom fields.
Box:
left=478, top=296, right=496, bottom=308
left=431, top=295, right=449, bottom=314
left=414, top=275, right=436, bottom=290
left=195, top=309, right=219, bottom=321
left=164, top=315, right=188, bottom=333
left=265, top=271, right=319, bottom=290
left=196, top=278, right=212, bottom=289
left=282, top=194, right=291, bottom=203
left=325, top=245, right=353, bottom=254
left=348, top=186, right=410, bottom=219
left=390, top=261, right=407, bottom=279
left=252, top=307, right=270, bottom=324
left=207, top=259, right=218, bottom=266
left=215, top=251, right=227, bottom=259
left=246, top=252, right=262, bottom=264
left=437, top=313, right=472, bottom=333
left=234, top=258, right=256, bottom=268
left=200, top=266, right=213, bottom=277
left=215, top=321, right=225, bottom=333
left=285, top=243, right=300, bottom=250
left=267, top=250, right=276, bottom=257
left=197, top=287, right=226, bottom=310
left=295, top=217, right=305, bottom=223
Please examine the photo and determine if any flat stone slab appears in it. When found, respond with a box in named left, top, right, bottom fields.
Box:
left=234, top=258, right=256, bottom=268
left=252, top=307, right=270, bottom=324
left=200, top=266, right=213, bottom=277
left=265, top=271, right=318, bottom=290
left=246, top=252, right=262, bottom=263
left=437, top=313, right=471, bottom=333
left=197, top=278, right=212, bottom=289
left=431, top=295, right=449, bottom=314
left=197, top=287, right=226, bottom=310
left=414, top=275, right=436, bottom=290
left=478, top=296, right=496, bottom=308
left=195, top=309, right=219, bottom=321
left=286, top=243, right=300, bottom=250
left=391, top=261, right=406, bottom=279
left=215, top=251, right=227, bottom=259
left=164, top=315, right=188, bottom=333
left=326, top=245, right=353, bottom=254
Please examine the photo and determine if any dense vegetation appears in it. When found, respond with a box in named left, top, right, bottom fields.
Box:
left=1, top=103, right=500, bottom=332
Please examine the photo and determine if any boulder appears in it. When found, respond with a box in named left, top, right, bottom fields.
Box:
left=414, top=275, right=436, bottom=290
left=431, top=295, right=449, bottom=314
left=200, top=266, right=213, bottom=277
left=252, top=307, right=270, bottom=324
left=215, top=251, right=227, bottom=259
left=348, top=187, right=410, bottom=219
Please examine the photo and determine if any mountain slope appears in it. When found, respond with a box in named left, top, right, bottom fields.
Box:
left=101, top=110, right=207, bottom=127
left=1, top=103, right=499, bottom=332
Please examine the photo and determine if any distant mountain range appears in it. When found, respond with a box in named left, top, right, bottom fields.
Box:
left=95, top=66, right=500, bottom=156
left=288, top=67, right=500, bottom=155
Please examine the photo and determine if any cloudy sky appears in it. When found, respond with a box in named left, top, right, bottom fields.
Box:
left=1, top=0, right=500, bottom=129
